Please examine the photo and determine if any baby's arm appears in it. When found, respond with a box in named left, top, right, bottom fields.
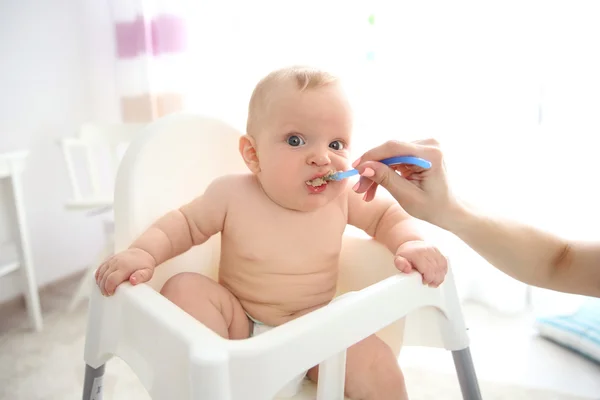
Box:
left=129, top=178, right=228, bottom=265
left=347, top=189, right=447, bottom=287
left=347, top=189, right=422, bottom=252
left=96, top=176, right=230, bottom=296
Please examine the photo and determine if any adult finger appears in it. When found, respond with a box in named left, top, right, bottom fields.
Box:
left=352, top=140, right=430, bottom=167
left=355, top=161, right=422, bottom=202
left=413, top=138, right=441, bottom=147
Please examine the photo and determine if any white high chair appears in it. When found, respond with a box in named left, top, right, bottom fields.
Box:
left=59, top=122, right=145, bottom=311
left=82, top=113, right=482, bottom=400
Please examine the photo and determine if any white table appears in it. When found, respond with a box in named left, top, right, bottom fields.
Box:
left=0, top=150, right=43, bottom=331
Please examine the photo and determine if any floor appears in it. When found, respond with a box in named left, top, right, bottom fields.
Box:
left=1, top=271, right=599, bottom=400
left=401, top=304, right=600, bottom=399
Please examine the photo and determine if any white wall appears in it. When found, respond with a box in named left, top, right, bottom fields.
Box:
left=0, top=0, right=118, bottom=303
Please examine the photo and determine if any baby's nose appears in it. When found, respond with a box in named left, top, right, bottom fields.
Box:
left=308, top=153, right=331, bottom=166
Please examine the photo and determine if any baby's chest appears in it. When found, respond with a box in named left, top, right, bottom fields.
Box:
left=225, top=205, right=347, bottom=261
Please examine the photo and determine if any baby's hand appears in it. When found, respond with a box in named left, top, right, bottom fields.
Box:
left=95, top=248, right=156, bottom=296
left=394, top=240, right=448, bottom=287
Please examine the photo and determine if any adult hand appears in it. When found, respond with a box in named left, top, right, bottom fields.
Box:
left=352, top=139, right=462, bottom=229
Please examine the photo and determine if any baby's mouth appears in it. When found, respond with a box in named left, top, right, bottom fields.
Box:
left=306, top=171, right=337, bottom=187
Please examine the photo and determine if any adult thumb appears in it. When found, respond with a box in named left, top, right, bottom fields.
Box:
left=358, top=161, right=420, bottom=202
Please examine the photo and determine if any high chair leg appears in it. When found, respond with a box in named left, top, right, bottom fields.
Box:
left=452, top=347, right=482, bottom=400
left=317, top=350, right=347, bottom=399
left=82, top=363, right=105, bottom=400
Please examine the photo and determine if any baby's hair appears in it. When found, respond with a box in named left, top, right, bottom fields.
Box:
left=246, top=65, right=339, bottom=135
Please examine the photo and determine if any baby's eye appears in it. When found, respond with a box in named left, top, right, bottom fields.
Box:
left=329, top=140, right=345, bottom=151
left=287, top=135, right=305, bottom=147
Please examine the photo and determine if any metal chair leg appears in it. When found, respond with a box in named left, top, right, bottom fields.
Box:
left=452, top=347, right=482, bottom=400
left=82, top=364, right=105, bottom=400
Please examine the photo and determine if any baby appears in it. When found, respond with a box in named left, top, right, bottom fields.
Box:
left=95, top=66, right=448, bottom=400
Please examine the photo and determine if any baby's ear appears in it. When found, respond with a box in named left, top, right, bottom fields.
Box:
left=239, top=134, right=260, bottom=174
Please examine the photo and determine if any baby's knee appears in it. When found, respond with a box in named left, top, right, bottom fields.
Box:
left=160, top=272, right=216, bottom=302
left=160, top=272, right=248, bottom=339
left=361, top=359, right=406, bottom=400
left=370, top=354, right=406, bottom=400
left=347, top=336, right=407, bottom=399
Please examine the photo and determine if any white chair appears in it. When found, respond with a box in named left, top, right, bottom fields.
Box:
left=81, top=113, right=482, bottom=400
left=0, top=150, right=43, bottom=332
left=59, top=122, right=145, bottom=311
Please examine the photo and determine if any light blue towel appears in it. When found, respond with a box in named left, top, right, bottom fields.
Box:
left=535, top=298, right=600, bottom=364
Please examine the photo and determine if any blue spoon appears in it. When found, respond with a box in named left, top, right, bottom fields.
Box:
left=327, top=156, right=432, bottom=181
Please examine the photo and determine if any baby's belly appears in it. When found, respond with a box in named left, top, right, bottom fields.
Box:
left=219, top=258, right=339, bottom=327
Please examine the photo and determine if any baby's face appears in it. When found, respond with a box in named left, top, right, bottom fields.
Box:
left=253, top=84, right=353, bottom=212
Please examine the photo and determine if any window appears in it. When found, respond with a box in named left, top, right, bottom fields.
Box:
left=182, top=0, right=600, bottom=311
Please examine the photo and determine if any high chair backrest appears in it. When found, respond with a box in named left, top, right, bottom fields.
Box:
left=61, top=122, right=145, bottom=207
left=113, top=113, right=248, bottom=290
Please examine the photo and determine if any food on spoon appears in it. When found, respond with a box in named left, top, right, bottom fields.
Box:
left=306, top=170, right=337, bottom=187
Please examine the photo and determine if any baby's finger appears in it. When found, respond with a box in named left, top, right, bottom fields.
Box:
left=422, top=275, right=434, bottom=286
left=426, top=267, right=442, bottom=287
left=427, top=271, right=443, bottom=288
left=130, top=268, right=153, bottom=285
left=99, top=269, right=111, bottom=296
left=421, top=269, right=436, bottom=286
left=394, top=256, right=413, bottom=273
left=99, top=263, right=121, bottom=296
left=95, top=262, right=109, bottom=285
left=105, top=269, right=131, bottom=296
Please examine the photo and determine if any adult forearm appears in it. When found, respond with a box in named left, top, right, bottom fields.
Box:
left=447, top=203, right=600, bottom=297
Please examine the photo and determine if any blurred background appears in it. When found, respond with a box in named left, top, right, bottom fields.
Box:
left=1, top=0, right=599, bottom=399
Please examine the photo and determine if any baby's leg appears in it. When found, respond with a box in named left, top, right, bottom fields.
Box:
left=307, top=334, right=407, bottom=400
left=160, top=272, right=250, bottom=339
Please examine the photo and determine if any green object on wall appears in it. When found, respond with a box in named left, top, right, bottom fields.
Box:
left=368, top=14, right=375, bottom=25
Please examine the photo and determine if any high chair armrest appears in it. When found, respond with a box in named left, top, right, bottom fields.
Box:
left=84, top=273, right=228, bottom=399
left=225, top=271, right=467, bottom=399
